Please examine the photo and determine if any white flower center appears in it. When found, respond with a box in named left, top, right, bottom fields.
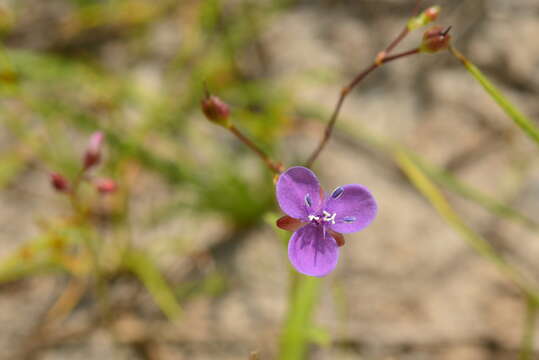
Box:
left=322, top=210, right=336, bottom=225
left=309, top=211, right=336, bottom=225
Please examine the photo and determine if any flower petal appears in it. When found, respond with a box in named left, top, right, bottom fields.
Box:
left=276, top=166, right=322, bottom=220
left=324, top=184, right=377, bottom=234
left=288, top=224, right=339, bottom=277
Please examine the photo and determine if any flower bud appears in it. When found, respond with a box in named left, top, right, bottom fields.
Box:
left=95, top=178, right=117, bottom=194
left=50, top=172, right=70, bottom=192
left=424, top=6, right=440, bottom=22
left=201, top=95, right=231, bottom=127
left=83, top=131, right=104, bottom=170
left=407, top=6, right=441, bottom=31
left=420, top=26, right=451, bottom=53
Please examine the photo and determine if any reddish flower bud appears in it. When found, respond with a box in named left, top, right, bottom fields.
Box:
left=95, top=178, right=118, bottom=194
left=201, top=95, right=231, bottom=127
left=420, top=26, right=451, bottom=53
left=50, top=172, right=70, bottom=192
left=83, top=131, right=104, bottom=169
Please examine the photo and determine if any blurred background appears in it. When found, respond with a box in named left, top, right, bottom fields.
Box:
left=1, top=0, right=539, bottom=359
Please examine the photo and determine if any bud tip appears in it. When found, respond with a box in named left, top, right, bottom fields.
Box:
left=84, top=131, right=105, bottom=169
left=95, top=178, right=118, bottom=194
left=424, top=6, right=440, bottom=21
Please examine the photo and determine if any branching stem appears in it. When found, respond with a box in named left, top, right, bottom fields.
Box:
left=306, top=48, right=420, bottom=167
left=305, top=0, right=424, bottom=167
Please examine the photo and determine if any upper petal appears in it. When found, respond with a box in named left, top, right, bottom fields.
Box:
left=288, top=224, right=339, bottom=277
left=276, top=166, right=322, bottom=220
left=324, top=184, right=377, bottom=234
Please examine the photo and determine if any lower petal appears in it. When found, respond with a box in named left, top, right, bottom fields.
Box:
left=288, top=224, right=339, bottom=277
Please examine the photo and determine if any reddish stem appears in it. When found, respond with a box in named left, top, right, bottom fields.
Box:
left=228, top=124, right=283, bottom=174
left=306, top=48, right=420, bottom=167
left=305, top=0, right=424, bottom=167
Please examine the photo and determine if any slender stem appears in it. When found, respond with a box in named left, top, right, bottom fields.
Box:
left=68, top=169, right=85, bottom=214
left=520, top=297, right=538, bottom=360
left=68, top=168, right=109, bottom=320
left=375, top=0, right=421, bottom=65
left=305, top=0, right=424, bottom=167
left=412, top=0, right=423, bottom=17
left=378, top=27, right=409, bottom=62
left=305, top=48, right=420, bottom=167
left=228, top=124, right=283, bottom=174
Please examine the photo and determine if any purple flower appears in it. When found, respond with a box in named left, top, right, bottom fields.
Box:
left=276, top=166, right=377, bottom=277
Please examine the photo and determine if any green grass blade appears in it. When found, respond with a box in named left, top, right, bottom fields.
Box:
left=123, top=249, right=182, bottom=320
left=519, top=296, right=538, bottom=360
left=318, top=116, right=539, bottom=232
left=406, top=152, right=539, bottom=231
left=394, top=148, right=539, bottom=304
left=449, top=46, right=539, bottom=146
left=278, top=276, right=321, bottom=360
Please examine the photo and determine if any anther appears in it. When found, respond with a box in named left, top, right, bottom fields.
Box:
left=305, top=193, right=312, bottom=208
left=331, top=187, right=344, bottom=200
left=343, top=216, right=356, bottom=223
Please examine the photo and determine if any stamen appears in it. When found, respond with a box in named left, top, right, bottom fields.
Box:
left=308, top=214, right=320, bottom=222
left=322, top=211, right=337, bottom=225
left=343, top=216, right=356, bottom=223
left=331, top=187, right=344, bottom=199
left=305, top=193, right=312, bottom=208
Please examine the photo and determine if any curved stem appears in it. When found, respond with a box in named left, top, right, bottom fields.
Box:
left=305, top=48, right=420, bottom=167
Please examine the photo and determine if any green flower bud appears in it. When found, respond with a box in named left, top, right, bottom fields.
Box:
left=407, top=6, right=441, bottom=31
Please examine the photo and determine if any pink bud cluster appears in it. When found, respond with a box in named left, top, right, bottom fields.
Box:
left=49, top=131, right=117, bottom=196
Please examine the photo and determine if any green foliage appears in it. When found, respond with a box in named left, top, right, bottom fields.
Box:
left=394, top=148, right=539, bottom=304
left=1, top=0, right=538, bottom=358
left=279, top=276, right=322, bottom=360
left=0, top=0, right=289, bottom=325
left=123, top=249, right=183, bottom=320
left=450, top=46, right=539, bottom=148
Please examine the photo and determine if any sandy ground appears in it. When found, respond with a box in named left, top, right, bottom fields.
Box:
left=1, top=0, right=539, bottom=359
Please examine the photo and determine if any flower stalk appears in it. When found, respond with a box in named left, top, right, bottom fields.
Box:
left=50, top=131, right=116, bottom=320
left=305, top=47, right=420, bottom=167
left=201, top=92, right=284, bottom=174
left=227, top=124, right=284, bottom=174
